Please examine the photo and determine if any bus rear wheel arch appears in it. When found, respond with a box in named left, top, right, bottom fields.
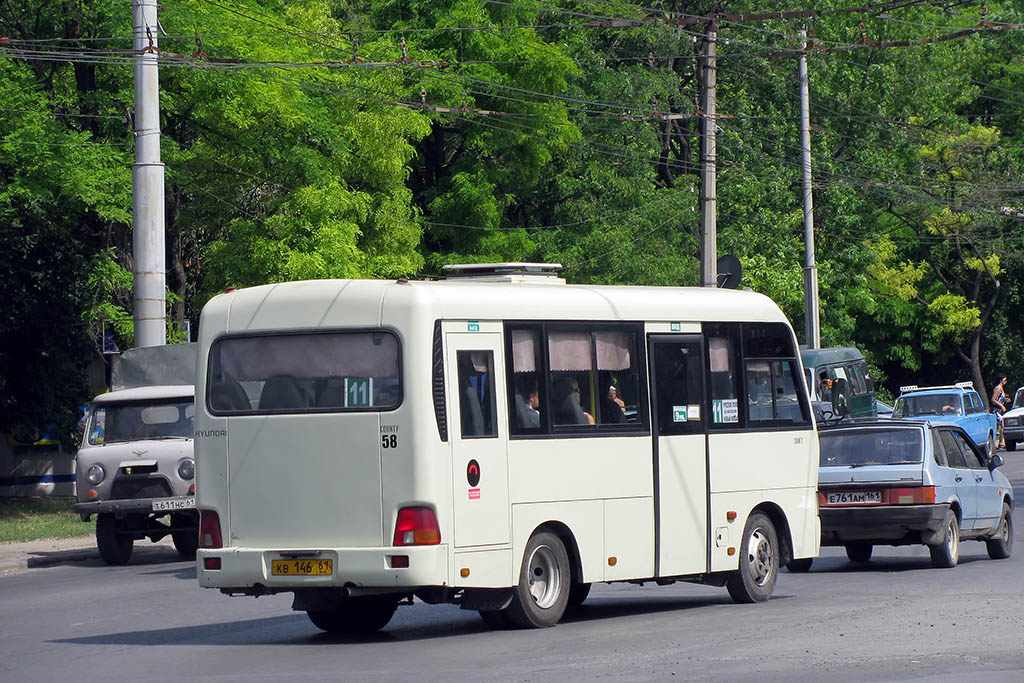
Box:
left=505, top=530, right=571, bottom=628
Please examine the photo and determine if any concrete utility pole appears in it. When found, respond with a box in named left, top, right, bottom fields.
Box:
left=699, top=22, right=718, bottom=288
left=799, top=30, right=821, bottom=349
left=132, top=0, right=166, bottom=347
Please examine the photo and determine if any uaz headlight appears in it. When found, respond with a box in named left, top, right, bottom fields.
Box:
left=86, top=464, right=105, bottom=485
left=177, top=458, right=195, bottom=480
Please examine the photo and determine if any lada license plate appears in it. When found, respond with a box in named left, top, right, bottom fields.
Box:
left=271, top=559, right=333, bottom=576
left=826, top=491, right=882, bottom=505
left=152, top=497, right=196, bottom=512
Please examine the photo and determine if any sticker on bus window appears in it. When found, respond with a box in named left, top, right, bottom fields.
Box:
left=712, top=399, right=739, bottom=423
left=346, top=378, right=373, bottom=407
left=687, top=404, right=701, bottom=420
left=672, top=406, right=688, bottom=422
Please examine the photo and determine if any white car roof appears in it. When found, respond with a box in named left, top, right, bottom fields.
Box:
left=91, top=385, right=195, bottom=404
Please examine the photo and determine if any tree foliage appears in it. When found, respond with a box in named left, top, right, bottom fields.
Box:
left=2, top=1, right=1024, bottom=438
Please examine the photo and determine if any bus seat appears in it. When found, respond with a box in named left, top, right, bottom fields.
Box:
left=460, top=376, right=485, bottom=436
left=259, top=375, right=305, bottom=411
left=210, top=377, right=250, bottom=412
left=315, top=380, right=346, bottom=408
left=552, top=377, right=588, bottom=425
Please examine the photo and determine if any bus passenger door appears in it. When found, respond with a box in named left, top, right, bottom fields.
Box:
left=648, top=335, right=708, bottom=577
left=446, top=333, right=511, bottom=548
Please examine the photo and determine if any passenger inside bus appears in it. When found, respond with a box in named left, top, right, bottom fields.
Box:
left=551, top=376, right=595, bottom=426
left=513, top=375, right=541, bottom=429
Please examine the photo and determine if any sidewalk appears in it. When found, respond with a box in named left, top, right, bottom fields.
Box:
left=0, top=535, right=176, bottom=574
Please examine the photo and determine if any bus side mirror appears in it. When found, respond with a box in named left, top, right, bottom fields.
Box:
left=831, top=378, right=851, bottom=418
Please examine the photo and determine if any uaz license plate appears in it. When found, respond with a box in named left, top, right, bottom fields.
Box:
left=826, top=491, right=882, bottom=505
left=271, top=559, right=333, bottom=576
left=152, top=497, right=196, bottom=512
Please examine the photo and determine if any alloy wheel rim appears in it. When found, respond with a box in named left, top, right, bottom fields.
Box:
left=527, top=544, right=561, bottom=609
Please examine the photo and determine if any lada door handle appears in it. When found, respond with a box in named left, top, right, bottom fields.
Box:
left=975, top=476, right=983, bottom=482
left=954, top=476, right=963, bottom=482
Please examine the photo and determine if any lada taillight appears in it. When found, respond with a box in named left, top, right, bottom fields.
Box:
left=891, top=486, right=935, bottom=504
left=199, top=510, right=223, bottom=549
left=393, top=507, right=441, bottom=546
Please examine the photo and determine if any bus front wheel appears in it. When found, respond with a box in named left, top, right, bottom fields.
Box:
left=506, top=531, right=570, bottom=628
left=727, top=512, right=779, bottom=604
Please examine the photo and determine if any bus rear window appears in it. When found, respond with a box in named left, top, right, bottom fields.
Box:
left=207, top=331, right=401, bottom=414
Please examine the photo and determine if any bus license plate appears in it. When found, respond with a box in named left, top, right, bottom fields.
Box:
left=826, top=491, right=882, bottom=505
left=271, top=559, right=333, bottom=576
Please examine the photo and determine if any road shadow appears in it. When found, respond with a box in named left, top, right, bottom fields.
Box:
left=49, top=591, right=791, bottom=647
left=786, top=552, right=992, bottom=574
left=26, top=544, right=188, bottom=570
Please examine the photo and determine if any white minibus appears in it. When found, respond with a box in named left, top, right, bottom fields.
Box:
left=195, top=263, right=819, bottom=632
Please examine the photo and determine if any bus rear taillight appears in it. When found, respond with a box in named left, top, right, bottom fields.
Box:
left=200, top=510, right=223, bottom=549
left=393, top=507, right=441, bottom=546
left=892, top=486, right=935, bottom=504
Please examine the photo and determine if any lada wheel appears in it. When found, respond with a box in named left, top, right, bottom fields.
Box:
left=786, top=558, right=813, bottom=573
left=95, top=513, right=133, bottom=566
left=727, top=512, right=779, bottom=603
left=845, top=543, right=873, bottom=563
left=307, top=597, right=398, bottom=634
left=506, top=531, right=570, bottom=628
left=929, top=509, right=960, bottom=568
left=986, top=504, right=1013, bottom=560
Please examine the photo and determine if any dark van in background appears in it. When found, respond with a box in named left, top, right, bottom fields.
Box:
left=801, top=346, right=877, bottom=418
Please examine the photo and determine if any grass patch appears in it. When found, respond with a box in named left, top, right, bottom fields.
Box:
left=0, top=497, right=94, bottom=543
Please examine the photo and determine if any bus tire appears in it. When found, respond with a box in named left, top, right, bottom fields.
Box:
left=96, top=513, right=133, bottom=566
left=307, top=597, right=397, bottom=634
left=506, top=531, right=570, bottom=628
left=726, top=512, right=778, bottom=604
left=478, top=609, right=512, bottom=629
left=567, top=581, right=592, bottom=610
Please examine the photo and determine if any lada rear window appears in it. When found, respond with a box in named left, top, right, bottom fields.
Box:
left=90, top=400, right=195, bottom=445
left=207, top=330, right=401, bottom=414
left=819, top=428, right=924, bottom=467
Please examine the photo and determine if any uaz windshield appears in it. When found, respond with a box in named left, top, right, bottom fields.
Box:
left=89, top=400, right=195, bottom=444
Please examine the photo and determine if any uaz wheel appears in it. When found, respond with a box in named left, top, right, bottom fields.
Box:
left=95, top=513, right=133, bottom=565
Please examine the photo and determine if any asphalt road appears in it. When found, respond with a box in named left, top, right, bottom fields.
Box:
left=2, top=452, right=1022, bottom=683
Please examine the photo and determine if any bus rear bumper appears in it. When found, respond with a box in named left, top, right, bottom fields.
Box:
left=197, top=545, right=449, bottom=593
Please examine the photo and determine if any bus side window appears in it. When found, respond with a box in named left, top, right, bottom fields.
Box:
left=706, top=323, right=741, bottom=427
left=457, top=351, right=497, bottom=438
left=509, top=328, right=543, bottom=433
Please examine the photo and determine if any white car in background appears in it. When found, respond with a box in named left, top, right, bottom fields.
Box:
left=1002, top=387, right=1024, bottom=451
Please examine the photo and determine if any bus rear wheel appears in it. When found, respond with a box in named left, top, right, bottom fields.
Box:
left=506, top=531, right=570, bottom=628
left=727, top=512, right=778, bottom=604
left=307, top=597, right=397, bottom=634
